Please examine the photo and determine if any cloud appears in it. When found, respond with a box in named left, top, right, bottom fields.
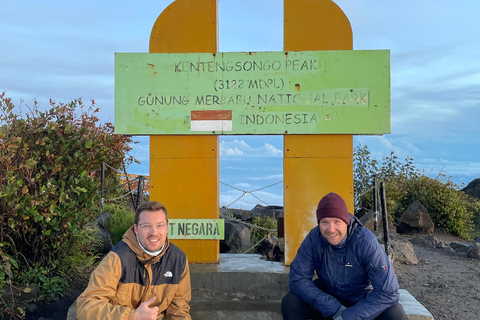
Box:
left=222, top=147, right=244, bottom=156
left=220, top=138, right=282, bottom=158
left=264, top=143, right=282, bottom=156
left=234, top=183, right=253, bottom=188
left=3, top=0, right=480, bottom=208
left=354, top=135, right=480, bottom=186
left=247, top=175, right=283, bottom=181
left=219, top=139, right=251, bottom=156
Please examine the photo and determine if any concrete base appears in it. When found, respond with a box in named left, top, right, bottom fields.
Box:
left=398, top=289, right=434, bottom=320
left=67, top=254, right=434, bottom=320
left=190, top=300, right=283, bottom=320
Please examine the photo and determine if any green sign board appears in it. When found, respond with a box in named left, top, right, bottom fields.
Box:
left=168, top=219, right=224, bottom=240
left=115, top=50, right=390, bottom=135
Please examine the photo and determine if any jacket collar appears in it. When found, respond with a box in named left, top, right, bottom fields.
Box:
left=122, top=226, right=170, bottom=264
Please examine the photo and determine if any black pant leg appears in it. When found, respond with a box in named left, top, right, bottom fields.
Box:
left=375, top=303, right=408, bottom=320
left=281, top=291, right=329, bottom=320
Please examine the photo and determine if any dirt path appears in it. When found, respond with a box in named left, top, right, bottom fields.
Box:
left=393, top=233, right=480, bottom=320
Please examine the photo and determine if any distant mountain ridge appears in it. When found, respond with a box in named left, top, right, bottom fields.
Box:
left=462, top=178, right=480, bottom=200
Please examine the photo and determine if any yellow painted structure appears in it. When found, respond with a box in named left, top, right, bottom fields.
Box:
left=146, top=0, right=362, bottom=265
left=283, top=0, right=354, bottom=265
left=149, top=0, right=219, bottom=263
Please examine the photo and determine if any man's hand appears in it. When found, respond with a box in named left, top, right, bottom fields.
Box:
left=133, top=296, right=159, bottom=320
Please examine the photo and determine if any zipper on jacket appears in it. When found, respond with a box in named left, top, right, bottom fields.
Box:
left=140, top=253, right=151, bottom=303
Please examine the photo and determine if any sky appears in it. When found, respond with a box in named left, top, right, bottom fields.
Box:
left=1, top=0, right=479, bottom=210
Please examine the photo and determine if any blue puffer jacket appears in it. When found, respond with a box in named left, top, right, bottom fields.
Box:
left=289, top=214, right=399, bottom=320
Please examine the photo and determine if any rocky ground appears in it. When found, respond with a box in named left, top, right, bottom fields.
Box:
left=393, top=231, right=480, bottom=320
left=20, top=231, right=480, bottom=320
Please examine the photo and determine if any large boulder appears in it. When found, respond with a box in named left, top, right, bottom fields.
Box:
left=221, top=220, right=252, bottom=253
left=396, top=201, right=434, bottom=235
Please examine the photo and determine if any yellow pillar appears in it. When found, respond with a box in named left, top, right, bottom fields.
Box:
left=149, top=0, right=219, bottom=263
left=283, top=0, right=354, bottom=265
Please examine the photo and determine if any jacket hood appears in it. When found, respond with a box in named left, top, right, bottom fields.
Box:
left=346, top=214, right=362, bottom=240
left=122, top=226, right=170, bottom=264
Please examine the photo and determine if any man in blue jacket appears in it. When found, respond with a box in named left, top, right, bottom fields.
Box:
left=282, top=192, right=407, bottom=320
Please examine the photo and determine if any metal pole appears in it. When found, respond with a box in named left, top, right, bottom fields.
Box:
left=379, top=181, right=390, bottom=258
left=372, top=175, right=377, bottom=231
left=136, top=176, right=144, bottom=209
left=100, top=162, right=105, bottom=210
left=123, top=162, right=136, bottom=209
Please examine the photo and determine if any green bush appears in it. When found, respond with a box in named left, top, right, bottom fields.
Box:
left=396, top=176, right=474, bottom=238
left=0, top=93, right=136, bottom=317
left=354, top=145, right=416, bottom=220
left=462, top=195, right=480, bottom=238
left=106, top=204, right=135, bottom=245
left=0, top=251, right=18, bottom=288
left=251, top=216, right=278, bottom=246
left=17, top=263, right=68, bottom=301
left=353, top=144, right=477, bottom=239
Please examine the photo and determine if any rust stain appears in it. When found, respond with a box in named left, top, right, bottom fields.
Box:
left=146, top=63, right=154, bottom=69
left=295, top=84, right=301, bottom=91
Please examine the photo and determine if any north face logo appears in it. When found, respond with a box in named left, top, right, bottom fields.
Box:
left=164, top=271, right=173, bottom=277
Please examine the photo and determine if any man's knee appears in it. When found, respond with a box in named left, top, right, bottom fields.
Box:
left=281, top=291, right=295, bottom=313
left=282, top=291, right=304, bottom=318
left=378, top=303, right=408, bottom=320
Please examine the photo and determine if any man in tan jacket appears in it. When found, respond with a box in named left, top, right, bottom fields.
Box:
left=77, top=201, right=191, bottom=320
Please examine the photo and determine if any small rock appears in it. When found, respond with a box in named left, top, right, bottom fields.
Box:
left=390, top=239, right=418, bottom=265
left=450, top=242, right=471, bottom=253
left=467, top=243, right=480, bottom=259
left=410, top=235, right=437, bottom=248
left=26, top=302, right=37, bottom=312
left=442, top=246, right=456, bottom=254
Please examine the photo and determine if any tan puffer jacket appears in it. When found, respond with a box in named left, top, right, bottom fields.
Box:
left=77, top=227, right=191, bottom=320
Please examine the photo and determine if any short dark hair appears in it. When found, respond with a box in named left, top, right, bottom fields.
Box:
left=134, top=201, right=168, bottom=224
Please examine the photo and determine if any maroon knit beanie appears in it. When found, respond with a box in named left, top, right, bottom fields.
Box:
left=316, top=192, right=351, bottom=225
